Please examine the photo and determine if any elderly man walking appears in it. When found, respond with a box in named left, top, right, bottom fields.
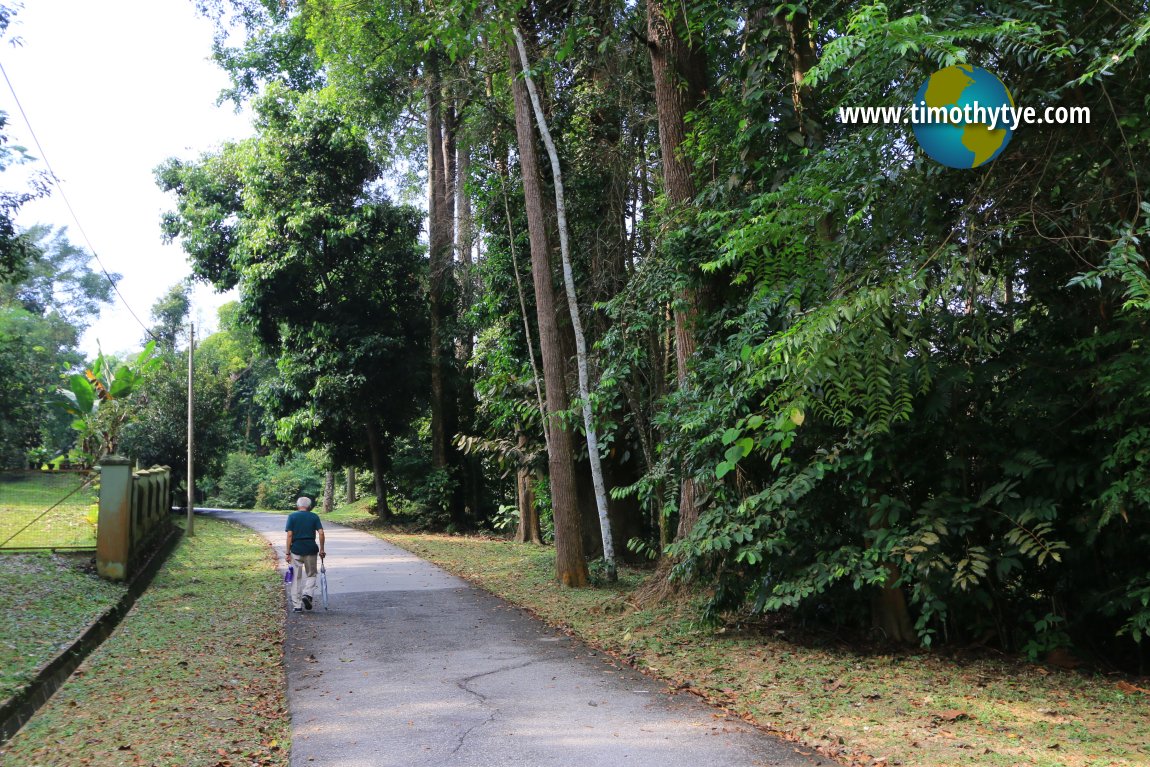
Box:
left=285, top=496, right=325, bottom=613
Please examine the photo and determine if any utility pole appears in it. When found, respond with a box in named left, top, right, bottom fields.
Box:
left=186, top=322, right=195, bottom=536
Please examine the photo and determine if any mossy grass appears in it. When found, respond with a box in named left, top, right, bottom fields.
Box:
left=0, top=553, right=125, bottom=703
left=0, top=516, right=289, bottom=767
left=373, top=529, right=1150, bottom=767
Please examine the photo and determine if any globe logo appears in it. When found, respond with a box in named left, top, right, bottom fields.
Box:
left=912, top=65, right=1015, bottom=169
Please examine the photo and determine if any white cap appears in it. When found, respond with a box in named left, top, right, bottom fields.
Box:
left=296, top=496, right=313, bottom=510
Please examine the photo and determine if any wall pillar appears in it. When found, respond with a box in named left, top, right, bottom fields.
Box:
left=96, top=455, right=133, bottom=581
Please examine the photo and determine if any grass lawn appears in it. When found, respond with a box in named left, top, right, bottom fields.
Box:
left=0, top=553, right=126, bottom=703
left=326, top=503, right=1150, bottom=767
left=0, top=516, right=289, bottom=767
left=0, top=472, right=98, bottom=550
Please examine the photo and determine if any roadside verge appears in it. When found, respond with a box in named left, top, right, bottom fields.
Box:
left=0, top=526, right=180, bottom=744
left=0, top=516, right=289, bottom=767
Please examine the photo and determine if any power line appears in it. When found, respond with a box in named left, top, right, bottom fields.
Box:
left=0, top=58, right=158, bottom=343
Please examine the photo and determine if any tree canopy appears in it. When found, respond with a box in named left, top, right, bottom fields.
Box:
left=151, top=0, right=1150, bottom=667
left=0, top=226, right=117, bottom=468
left=158, top=85, right=429, bottom=513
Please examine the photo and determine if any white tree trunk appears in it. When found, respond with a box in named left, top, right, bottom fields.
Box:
left=513, top=28, right=616, bottom=581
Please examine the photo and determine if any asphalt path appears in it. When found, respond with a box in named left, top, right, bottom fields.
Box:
left=213, top=510, right=831, bottom=767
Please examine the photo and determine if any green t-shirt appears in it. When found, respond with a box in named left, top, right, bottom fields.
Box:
left=285, top=510, right=323, bottom=555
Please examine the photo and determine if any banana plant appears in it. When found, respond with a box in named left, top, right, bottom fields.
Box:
left=51, top=341, right=159, bottom=465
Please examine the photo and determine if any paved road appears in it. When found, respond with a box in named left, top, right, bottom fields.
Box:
left=214, top=511, right=831, bottom=767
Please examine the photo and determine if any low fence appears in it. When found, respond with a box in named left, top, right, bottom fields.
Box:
left=0, top=470, right=98, bottom=551
left=96, top=457, right=173, bottom=581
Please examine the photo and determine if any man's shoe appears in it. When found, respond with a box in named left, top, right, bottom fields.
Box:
left=302, top=595, right=313, bottom=611
left=293, top=607, right=302, bottom=613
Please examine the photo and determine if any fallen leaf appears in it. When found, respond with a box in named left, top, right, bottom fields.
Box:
left=935, top=709, right=969, bottom=722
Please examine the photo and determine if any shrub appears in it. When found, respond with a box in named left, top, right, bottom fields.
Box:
left=254, top=453, right=324, bottom=510
left=213, top=451, right=264, bottom=509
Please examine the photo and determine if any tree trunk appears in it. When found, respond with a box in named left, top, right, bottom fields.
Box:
left=508, top=37, right=587, bottom=587
left=647, top=0, right=708, bottom=541
left=455, top=138, right=484, bottom=523
left=457, top=141, right=475, bottom=339
left=426, top=51, right=464, bottom=525
left=499, top=169, right=550, bottom=455
left=442, top=97, right=457, bottom=241
left=365, top=423, right=391, bottom=520
left=514, top=27, right=617, bottom=582
left=777, top=10, right=820, bottom=146
left=515, top=433, right=543, bottom=544
left=323, top=470, right=335, bottom=514
left=647, top=0, right=707, bottom=208
left=775, top=10, right=832, bottom=241
left=872, top=563, right=917, bottom=643
left=427, top=55, right=451, bottom=472
left=346, top=467, right=357, bottom=504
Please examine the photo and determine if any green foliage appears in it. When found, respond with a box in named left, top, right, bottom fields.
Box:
left=159, top=86, right=429, bottom=480
left=185, top=0, right=1150, bottom=667
left=397, top=466, right=457, bottom=529
left=50, top=341, right=159, bottom=465
left=490, top=503, right=519, bottom=533
left=120, top=287, right=236, bottom=487
left=642, top=0, right=1150, bottom=664
left=625, top=536, right=660, bottom=561
left=0, top=226, right=115, bottom=468
left=210, top=451, right=263, bottom=509
left=0, top=112, right=49, bottom=281
left=254, top=451, right=324, bottom=510
left=525, top=475, right=555, bottom=545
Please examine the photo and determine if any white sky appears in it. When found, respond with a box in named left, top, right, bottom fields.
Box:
left=1, top=0, right=252, bottom=357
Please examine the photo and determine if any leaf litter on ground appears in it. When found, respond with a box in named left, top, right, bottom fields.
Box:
left=0, top=517, right=289, bottom=767
left=0, top=552, right=125, bottom=703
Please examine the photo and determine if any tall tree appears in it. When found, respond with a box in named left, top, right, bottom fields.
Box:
left=147, top=280, right=191, bottom=350
left=296, top=0, right=481, bottom=526
left=157, top=86, right=429, bottom=517
left=513, top=27, right=617, bottom=581
left=507, top=30, right=588, bottom=586
left=646, top=0, right=709, bottom=540
left=426, top=48, right=466, bottom=526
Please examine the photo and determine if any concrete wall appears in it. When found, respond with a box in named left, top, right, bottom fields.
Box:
left=96, top=457, right=172, bottom=581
